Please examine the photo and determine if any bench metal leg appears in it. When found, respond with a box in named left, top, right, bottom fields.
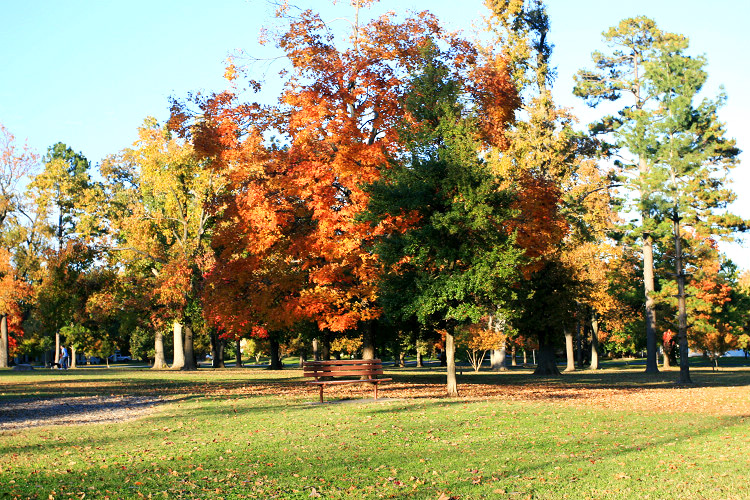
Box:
left=374, top=383, right=378, bottom=400
left=320, top=385, right=324, bottom=403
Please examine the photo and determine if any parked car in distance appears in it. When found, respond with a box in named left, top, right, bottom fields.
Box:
left=108, top=351, right=131, bottom=362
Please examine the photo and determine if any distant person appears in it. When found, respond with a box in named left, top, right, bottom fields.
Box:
left=60, top=345, right=69, bottom=370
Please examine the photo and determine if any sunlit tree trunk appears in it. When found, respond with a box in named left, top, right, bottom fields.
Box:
left=182, top=323, right=196, bottom=371
left=564, top=327, right=575, bottom=372
left=446, top=329, right=458, bottom=397
left=171, top=321, right=185, bottom=369
left=0, top=314, right=8, bottom=368
left=152, top=331, right=168, bottom=369
left=416, top=350, right=423, bottom=367
left=643, top=233, right=659, bottom=374
left=511, top=346, right=517, bottom=367
left=55, top=331, right=61, bottom=365
left=70, top=346, right=77, bottom=369
left=590, top=312, right=600, bottom=370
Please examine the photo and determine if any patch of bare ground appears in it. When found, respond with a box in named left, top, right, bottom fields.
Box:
left=0, top=395, right=166, bottom=431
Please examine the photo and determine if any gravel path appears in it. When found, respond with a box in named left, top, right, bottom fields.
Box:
left=0, top=395, right=164, bottom=432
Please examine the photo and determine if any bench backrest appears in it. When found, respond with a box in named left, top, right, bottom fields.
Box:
left=303, top=359, right=384, bottom=379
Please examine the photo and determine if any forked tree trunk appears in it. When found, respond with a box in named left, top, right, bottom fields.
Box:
left=446, top=329, right=458, bottom=397
left=171, top=321, right=185, bottom=369
left=182, top=324, right=197, bottom=371
left=0, top=314, right=8, bottom=368
left=590, top=313, right=600, bottom=371
left=152, top=331, right=168, bottom=369
left=564, top=327, right=575, bottom=372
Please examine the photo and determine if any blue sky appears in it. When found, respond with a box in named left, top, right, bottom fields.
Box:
left=2, top=0, right=748, bottom=265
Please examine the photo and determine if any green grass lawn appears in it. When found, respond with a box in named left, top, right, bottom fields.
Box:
left=1, top=365, right=749, bottom=499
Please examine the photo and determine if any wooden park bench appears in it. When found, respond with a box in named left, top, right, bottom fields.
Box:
left=303, top=359, right=391, bottom=403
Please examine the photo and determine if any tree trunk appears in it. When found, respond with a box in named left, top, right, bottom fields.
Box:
left=0, top=314, right=8, bottom=368
left=362, top=321, right=375, bottom=360
left=590, top=312, right=600, bottom=371
left=182, top=323, right=197, bottom=371
left=576, top=317, right=584, bottom=369
left=171, top=321, right=185, bottom=369
left=152, top=330, right=168, bottom=369
left=416, top=350, right=423, bottom=367
left=235, top=339, right=243, bottom=368
left=491, top=345, right=507, bottom=371
left=534, top=346, right=561, bottom=376
left=399, top=351, right=406, bottom=368
left=70, top=346, right=77, bottom=369
left=55, top=330, right=61, bottom=365
left=564, top=327, right=575, bottom=372
left=211, top=334, right=225, bottom=368
left=511, top=346, right=517, bottom=367
left=445, top=329, right=458, bottom=397
left=643, top=234, right=660, bottom=373
left=312, top=338, right=320, bottom=361
left=673, top=217, right=692, bottom=384
left=268, top=337, right=283, bottom=369
left=321, top=336, right=331, bottom=361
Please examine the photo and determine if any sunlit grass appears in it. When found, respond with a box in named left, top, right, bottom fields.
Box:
left=1, top=365, right=749, bottom=499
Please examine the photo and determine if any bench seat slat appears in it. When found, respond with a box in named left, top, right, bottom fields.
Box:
left=304, top=359, right=382, bottom=365
left=302, top=359, right=390, bottom=402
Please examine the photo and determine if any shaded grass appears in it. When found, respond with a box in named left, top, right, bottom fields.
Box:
left=1, top=366, right=749, bottom=499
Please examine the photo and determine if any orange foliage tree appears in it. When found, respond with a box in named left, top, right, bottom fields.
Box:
left=173, top=4, right=483, bottom=362
left=0, top=249, right=31, bottom=366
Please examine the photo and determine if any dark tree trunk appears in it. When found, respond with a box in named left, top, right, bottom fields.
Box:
left=235, top=339, right=243, bottom=368
left=312, top=338, right=320, bottom=361
left=399, top=351, right=406, bottom=367
left=534, top=345, right=561, bottom=376
left=673, top=217, right=692, bottom=384
left=321, top=335, right=331, bottom=361
left=268, top=337, right=283, bottom=370
left=212, top=334, right=225, bottom=368
left=576, top=316, right=585, bottom=369
left=182, top=323, right=197, bottom=371
left=362, top=321, right=375, bottom=360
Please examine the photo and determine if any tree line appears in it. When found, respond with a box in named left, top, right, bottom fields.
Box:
left=1, top=1, right=747, bottom=394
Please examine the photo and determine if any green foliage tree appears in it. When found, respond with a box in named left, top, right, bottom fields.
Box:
left=365, top=45, right=522, bottom=396
left=574, top=17, right=677, bottom=374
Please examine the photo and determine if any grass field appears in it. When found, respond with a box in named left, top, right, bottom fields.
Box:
left=1, top=361, right=749, bottom=499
